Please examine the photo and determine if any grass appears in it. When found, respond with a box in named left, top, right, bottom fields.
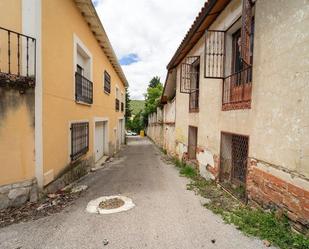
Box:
left=166, top=154, right=309, bottom=249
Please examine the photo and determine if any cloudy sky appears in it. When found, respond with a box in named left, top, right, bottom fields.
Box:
left=93, top=0, right=205, bottom=100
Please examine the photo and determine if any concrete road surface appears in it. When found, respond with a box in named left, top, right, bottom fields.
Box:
left=0, top=137, right=274, bottom=249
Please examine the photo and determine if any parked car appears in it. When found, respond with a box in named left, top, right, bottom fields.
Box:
left=126, top=130, right=137, bottom=136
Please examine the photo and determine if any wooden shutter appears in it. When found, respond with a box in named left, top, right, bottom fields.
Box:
left=241, top=0, right=252, bottom=66
left=204, top=30, right=225, bottom=78
left=180, top=56, right=200, bottom=94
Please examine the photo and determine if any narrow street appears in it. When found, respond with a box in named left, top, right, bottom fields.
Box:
left=0, top=137, right=272, bottom=249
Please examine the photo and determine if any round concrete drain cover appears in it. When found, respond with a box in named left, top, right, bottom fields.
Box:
left=86, top=195, right=135, bottom=214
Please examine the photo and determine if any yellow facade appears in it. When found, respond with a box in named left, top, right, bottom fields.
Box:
left=0, top=0, right=35, bottom=186
left=0, top=0, right=127, bottom=187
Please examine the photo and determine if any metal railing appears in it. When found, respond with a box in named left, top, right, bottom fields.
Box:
left=222, top=66, right=252, bottom=109
left=0, top=26, right=36, bottom=90
left=115, top=98, right=120, bottom=111
left=75, top=72, right=93, bottom=104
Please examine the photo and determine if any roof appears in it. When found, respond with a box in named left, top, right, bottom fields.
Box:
left=167, top=0, right=231, bottom=70
left=74, top=0, right=128, bottom=87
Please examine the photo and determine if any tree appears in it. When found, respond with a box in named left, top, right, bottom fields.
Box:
left=148, top=76, right=161, bottom=88
left=142, top=78, right=163, bottom=127
left=125, top=88, right=132, bottom=123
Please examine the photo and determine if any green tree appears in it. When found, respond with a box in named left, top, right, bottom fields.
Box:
left=148, top=76, right=161, bottom=88
left=142, top=77, right=163, bottom=127
left=125, top=88, right=132, bottom=123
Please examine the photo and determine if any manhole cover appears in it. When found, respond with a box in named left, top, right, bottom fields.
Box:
left=99, top=198, right=125, bottom=209
left=86, top=195, right=135, bottom=214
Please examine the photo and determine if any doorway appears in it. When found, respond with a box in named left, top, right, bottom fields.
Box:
left=95, top=121, right=108, bottom=162
left=188, top=126, right=198, bottom=160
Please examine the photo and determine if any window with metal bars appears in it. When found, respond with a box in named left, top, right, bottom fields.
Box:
left=70, top=122, right=89, bottom=161
left=75, top=71, right=93, bottom=104
left=189, top=59, right=200, bottom=111
left=222, top=1, right=254, bottom=111
left=104, top=71, right=111, bottom=94
left=180, top=56, right=200, bottom=94
left=219, top=132, right=249, bottom=201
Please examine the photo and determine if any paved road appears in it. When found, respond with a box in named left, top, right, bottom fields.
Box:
left=0, top=137, right=273, bottom=249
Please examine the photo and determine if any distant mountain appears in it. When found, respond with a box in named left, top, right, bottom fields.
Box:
left=131, top=100, right=145, bottom=115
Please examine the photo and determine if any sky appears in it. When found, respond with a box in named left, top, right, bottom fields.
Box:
left=93, top=0, right=205, bottom=100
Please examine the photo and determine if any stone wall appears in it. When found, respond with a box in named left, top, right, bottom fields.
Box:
left=0, top=178, right=38, bottom=210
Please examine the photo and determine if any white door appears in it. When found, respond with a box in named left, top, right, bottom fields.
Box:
left=95, top=122, right=104, bottom=162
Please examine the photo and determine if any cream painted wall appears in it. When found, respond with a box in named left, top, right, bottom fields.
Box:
left=41, top=0, right=125, bottom=184
left=174, top=0, right=309, bottom=178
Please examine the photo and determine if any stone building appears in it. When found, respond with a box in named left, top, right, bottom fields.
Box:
left=0, top=0, right=127, bottom=209
left=150, top=0, right=309, bottom=232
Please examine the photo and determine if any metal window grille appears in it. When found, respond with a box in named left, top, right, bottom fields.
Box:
left=70, top=122, right=89, bottom=161
left=219, top=133, right=249, bottom=201
left=104, top=71, right=111, bottom=93
left=121, top=102, right=124, bottom=112
left=204, top=30, right=225, bottom=78
left=180, top=56, right=200, bottom=94
left=0, top=26, right=36, bottom=91
left=115, top=98, right=120, bottom=111
left=75, top=72, right=93, bottom=104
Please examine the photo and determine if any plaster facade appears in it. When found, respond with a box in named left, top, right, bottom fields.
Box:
left=0, top=0, right=127, bottom=208
left=153, top=0, right=309, bottom=230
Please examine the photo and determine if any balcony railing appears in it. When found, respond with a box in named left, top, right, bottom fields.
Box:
left=121, top=102, right=124, bottom=112
left=0, top=26, right=36, bottom=92
left=75, top=72, right=93, bottom=104
left=115, top=98, right=120, bottom=111
left=222, top=67, right=252, bottom=110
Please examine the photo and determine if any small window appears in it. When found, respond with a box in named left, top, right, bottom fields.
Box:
left=70, top=122, right=89, bottom=161
left=104, top=71, right=111, bottom=94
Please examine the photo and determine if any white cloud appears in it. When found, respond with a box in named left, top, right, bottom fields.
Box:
left=94, top=0, right=205, bottom=99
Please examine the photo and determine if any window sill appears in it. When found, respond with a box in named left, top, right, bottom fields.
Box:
left=75, top=100, right=92, bottom=106
left=189, top=108, right=199, bottom=113
left=104, top=90, right=111, bottom=95
left=222, top=101, right=251, bottom=111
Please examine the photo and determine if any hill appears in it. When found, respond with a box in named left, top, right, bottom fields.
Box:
left=130, top=100, right=145, bottom=115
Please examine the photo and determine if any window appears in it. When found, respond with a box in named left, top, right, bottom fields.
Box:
left=221, top=0, right=254, bottom=111
left=219, top=132, right=249, bottom=201
left=104, top=71, right=111, bottom=94
left=75, top=64, right=93, bottom=104
left=189, top=59, right=200, bottom=111
left=74, top=36, right=93, bottom=104
left=77, top=64, right=83, bottom=76
left=70, top=122, right=89, bottom=161
left=115, top=87, right=120, bottom=111
left=121, top=92, right=124, bottom=112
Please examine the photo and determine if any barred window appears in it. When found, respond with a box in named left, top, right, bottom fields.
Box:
left=104, top=71, right=111, bottom=94
left=70, top=122, right=89, bottom=161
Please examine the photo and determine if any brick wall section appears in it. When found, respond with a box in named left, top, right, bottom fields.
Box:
left=247, top=159, right=309, bottom=230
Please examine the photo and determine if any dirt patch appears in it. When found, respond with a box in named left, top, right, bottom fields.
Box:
left=99, top=198, right=125, bottom=210
left=0, top=189, right=85, bottom=228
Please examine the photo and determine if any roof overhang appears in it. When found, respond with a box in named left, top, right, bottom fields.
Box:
left=167, top=0, right=231, bottom=70
left=74, top=0, right=128, bottom=87
left=161, top=69, right=177, bottom=104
